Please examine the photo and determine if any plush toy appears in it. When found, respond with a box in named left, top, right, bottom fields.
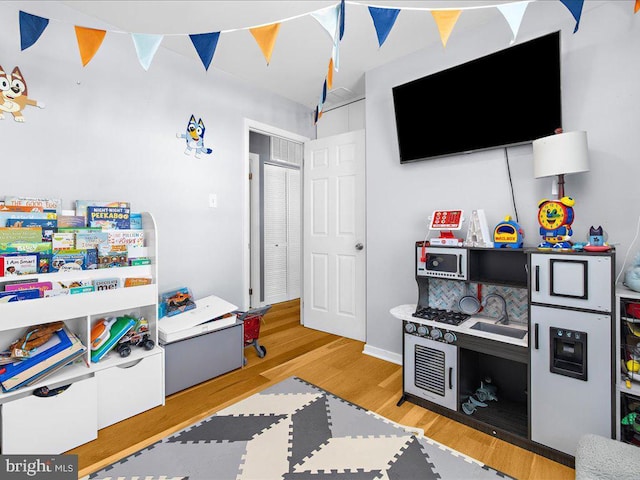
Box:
left=624, top=253, right=640, bottom=293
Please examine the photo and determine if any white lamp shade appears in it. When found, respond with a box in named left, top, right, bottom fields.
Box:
left=532, top=130, right=589, bottom=178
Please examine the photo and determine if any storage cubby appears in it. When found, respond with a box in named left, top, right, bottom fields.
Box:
left=468, top=247, right=528, bottom=287
left=0, top=212, right=164, bottom=454
left=616, top=286, right=640, bottom=447
left=458, top=348, right=528, bottom=438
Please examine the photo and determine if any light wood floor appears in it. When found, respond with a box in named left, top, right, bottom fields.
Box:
left=72, top=300, right=574, bottom=479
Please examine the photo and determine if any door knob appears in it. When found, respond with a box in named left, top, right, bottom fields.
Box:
left=355, top=243, right=364, bottom=250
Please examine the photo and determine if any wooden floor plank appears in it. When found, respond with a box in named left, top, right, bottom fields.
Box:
left=71, top=299, right=574, bottom=479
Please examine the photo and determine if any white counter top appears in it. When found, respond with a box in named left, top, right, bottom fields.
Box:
left=390, top=304, right=528, bottom=348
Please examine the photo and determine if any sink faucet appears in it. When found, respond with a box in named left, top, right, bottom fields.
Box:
left=481, top=294, right=509, bottom=325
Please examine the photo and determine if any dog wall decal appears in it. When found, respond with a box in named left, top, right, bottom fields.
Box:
left=176, top=115, right=213, bottom=158
left=0, top=65, right=45, bottom=122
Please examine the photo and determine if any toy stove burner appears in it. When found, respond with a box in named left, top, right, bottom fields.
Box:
left=412, top=306, right=470, bottom=326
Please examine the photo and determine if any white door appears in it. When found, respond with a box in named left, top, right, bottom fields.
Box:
left=303, top=130, right=366, bottom=341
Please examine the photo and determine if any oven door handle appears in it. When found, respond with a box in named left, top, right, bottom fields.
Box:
left=449, top=367, right=453, bottom=390
left=458, top=255, right=462, bottom=275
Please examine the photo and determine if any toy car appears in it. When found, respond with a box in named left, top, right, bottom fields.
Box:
left=115, top=317, right=155, bottom=357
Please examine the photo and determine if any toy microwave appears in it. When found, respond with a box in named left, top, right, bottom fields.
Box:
left=415, top=243, right=467, bottom=281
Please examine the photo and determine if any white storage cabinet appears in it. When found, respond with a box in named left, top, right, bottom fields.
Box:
left=0, top=212, right=164, bottom=454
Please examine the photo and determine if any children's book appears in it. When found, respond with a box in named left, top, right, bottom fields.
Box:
left=0, top=205, right=44, bottom=212
left=56, top=227, right=101, bottom=234
left=0, top=288, right=41, bottom=302
left=5, top=281, right=52, bottom=297
left=57, top=215, right=86, bottom=228
left=107, top=230, right=144, bottom=248
left=5, top=218, right=56, bottom=229
left=1, top=328, right=86, bottom=392
left=75, top=200, right=130, bottom=221
left=4, top=196, right=62, bottom=213
left=0, top=211, right=57, bottom=227
left=93, top=277, right=120, bottom=291
left=50, top=250, right=85, bottom=272
left=52, top=232, right=75, bottom=250
left=75, top=231, right=109, bottom=250
left=2, top=253, right=39, bottom=276
left=70, top=285, right=95, bottom=294
left=85, top=248, right=98, bottom=270
left=129, top=257, right=151, bottom=266
left=87, top=206, right=131, bottom=230
left=130, top=212, right=142, bottom=229
left=0, top=227, right=42, bottom=244
left=98, top=251, right=128, bottom=269
left=0, top=242, right=52, bottom=255
left=124, top=276, right=152, bottom=287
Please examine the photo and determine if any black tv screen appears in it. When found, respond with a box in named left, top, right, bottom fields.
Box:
left=393, top=31, right=562, bottom=163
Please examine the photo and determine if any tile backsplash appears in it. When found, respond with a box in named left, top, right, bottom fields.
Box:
left=428, top=279, right=528, bottom=325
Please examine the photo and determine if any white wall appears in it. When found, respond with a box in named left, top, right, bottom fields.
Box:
left=0, top=1, right=315, bottom=307
left=365, top=1, right=640, bottom=357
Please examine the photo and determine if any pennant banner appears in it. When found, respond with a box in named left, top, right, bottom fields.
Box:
left=339, top=0, right=346, bottom=41
left=19, top=11, right=49, bottom=51
left=311, top=4, right=340, bottom=43
left=250, top=23, right=281, bottom=65
left=368, top=7, right=401, bottom=48
left=189, top=32, right=221, bottom=71
left=559, top=0, right=585, bottom=33
left=131, top=33, right=163, bottom=71
left=636, top=0, right=639, bottom=14
left=497, top=1, right=530, bottom=44
left=431, top=10, right=462, bottom=48
left=74, top=26, right=107, bottom=66
left=327, top=58, right=334, bottom=90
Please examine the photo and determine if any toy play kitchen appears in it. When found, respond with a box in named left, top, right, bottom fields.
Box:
left=392, top=228, right=616, bottom=466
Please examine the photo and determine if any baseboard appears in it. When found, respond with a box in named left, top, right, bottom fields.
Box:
left=362, top=344, right=402, bottom=365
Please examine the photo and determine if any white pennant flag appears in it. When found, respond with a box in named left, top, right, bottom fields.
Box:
left=311, top=4, right=341, bottom=71
left=131, top=33, right=163, bottom=70
left=497, top=1, right=530, bottom=44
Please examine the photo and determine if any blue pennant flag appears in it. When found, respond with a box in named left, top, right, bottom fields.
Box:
left=19, top=11, right=49, bottom=51
left=368, top=7, right=400, bottom=47
left=559, top=0, right=584, bottom=33
left=189, top=31, right=221, bottom=71
left=339, top=0, right=346, bottom=40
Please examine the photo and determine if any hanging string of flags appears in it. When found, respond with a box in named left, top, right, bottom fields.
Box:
left=16, top=1, right=639, bottom=122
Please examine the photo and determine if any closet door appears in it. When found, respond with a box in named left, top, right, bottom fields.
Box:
left=263, top=164, right=300, bottom=304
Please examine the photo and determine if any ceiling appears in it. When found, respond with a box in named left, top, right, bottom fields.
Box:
left=59, top=1, right=538, bottom=110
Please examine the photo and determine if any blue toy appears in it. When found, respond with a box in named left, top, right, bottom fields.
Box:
left=493, top=216, right=524, bottom=248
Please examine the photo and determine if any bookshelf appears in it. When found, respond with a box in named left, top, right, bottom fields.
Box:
left=0, top=212, right=164, bottom=454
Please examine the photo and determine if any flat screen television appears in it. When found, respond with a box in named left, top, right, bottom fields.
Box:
left=392, top=31, right=562, bottom=163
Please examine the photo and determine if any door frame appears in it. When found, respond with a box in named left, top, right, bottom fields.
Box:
left=243, top=118, right=309, bottom=310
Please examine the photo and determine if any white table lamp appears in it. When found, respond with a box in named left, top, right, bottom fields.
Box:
left=533, top=130, right=589, bottom=198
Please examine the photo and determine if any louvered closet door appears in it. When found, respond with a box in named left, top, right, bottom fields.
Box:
left=263, top=164, right=300, bottom=304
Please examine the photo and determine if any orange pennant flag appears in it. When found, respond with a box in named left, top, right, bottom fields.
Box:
left=74, top=26, right=106, bottom=66
left=431, top=10, right=462, bottom=48
left=327, top=58, right=334, bottom=90
left=250, top=23, right=281, bottom=65
left=636, top=0, right=639, bottom=13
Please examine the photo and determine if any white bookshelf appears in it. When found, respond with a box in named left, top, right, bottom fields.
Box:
left=0, top=212, right=164, bottom=454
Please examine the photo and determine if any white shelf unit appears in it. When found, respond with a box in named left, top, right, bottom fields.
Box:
left=616, top=284, right=640, bottom=443
left=0, top=212, right=165, bottom=454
